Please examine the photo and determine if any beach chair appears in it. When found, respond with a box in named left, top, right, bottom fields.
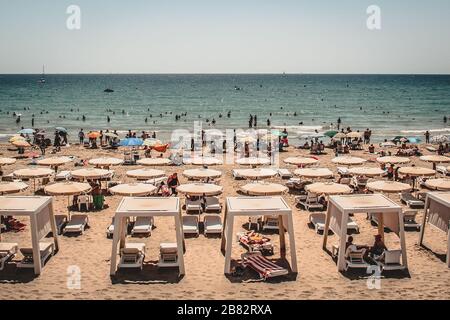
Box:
left=247, top=216, right=261, bottom=231
left=54, top=214, right=68, bottom=235
left=232, top=169, right=244, bottom=180
left=55, top=170, right=71, bottom=181
left=400, top=192, right=424, bottom=208
left=17, top=242, right=55, bottom=269
left=77, top=195, right=92, bottom=212
left=131, top=217, right=154, bottom=236
left=277, top=168, right=292, bottom=179
left=298, top=192, right=324, bottom=211
left=241, top=252, right=289, bottom=280
left=204, top=196, right=222, bottom=213
left=118, top=243, right=146, bottom=270
left=186, top=199, right=203, bottom=214
left=262, top=216, right=280, bottom=231
left=309, top=213, right=359, bottom=234
left=63, top=214, right=89, bottom=235
left=182, top=215, right=199, bottom=236
left=145, top=176, right=168, bottom=188
left=374, top=249, right=405, bottom=271
left=344, top=247, right=369, bottom=271
left=204, top=215, right=223, bottom=236
left=294, top=193, right=308, bottom=205
left=436, top=166, right=449, bottom=176
left=158, top=243, right=179, bottom=268
left=403, top=210, right=421, bottom=231
left=1, top=173, right=15, bottom=182
left=337, top=167, right=350, bottom=177
left=0, top=243, right=18, bottom=271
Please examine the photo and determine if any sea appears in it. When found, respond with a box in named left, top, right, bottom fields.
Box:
left=0, top=74, right=449, bottom=144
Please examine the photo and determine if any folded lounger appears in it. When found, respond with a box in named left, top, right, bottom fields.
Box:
left=63, top=214, right=89, bottom=235
left=0, top=243, right=18, bottom=271
left=277, top=168, right=292, bottom=179
left=158, top=243, right=179, bottom=268
left=54, top=214, right=68, bottom=235
left=204, top=215, right=222, bottom=236
left=118, top=243, right=146, bottom=270
left=241, top=252, right=288, bottom=280
left=401, top=192, right=425, bottom=208
left=204, top=197, right=222, bottom=213
left=17, top=242, right=55, bottom=269
left=309, top=213, right=359, bottom=234
left=131, top=217, right=153, bottom=236
left=55, top=171, right=72, bottom=181
left=182, top=215, right=199, bottom=236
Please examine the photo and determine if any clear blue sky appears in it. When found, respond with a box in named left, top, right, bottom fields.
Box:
left=1, top=0, right=449, bottom=74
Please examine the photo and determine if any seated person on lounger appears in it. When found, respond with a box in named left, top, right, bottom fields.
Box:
left=369, top=235, right=387, bottom=258
left=157, top=181, right=171, bottom=197
left=345, top=236, right=369, bottom=257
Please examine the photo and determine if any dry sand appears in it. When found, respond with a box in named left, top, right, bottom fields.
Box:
left=0, top=143, right=449, bottom=300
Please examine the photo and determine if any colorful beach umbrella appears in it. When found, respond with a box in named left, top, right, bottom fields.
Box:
left=324, top=130, right=338, bottom=138
left=17, top=128, right=35, bottom=135
left=87, top=131, right=101, bottom=139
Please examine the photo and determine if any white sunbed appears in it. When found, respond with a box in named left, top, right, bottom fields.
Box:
left=204, top=215, right=222, bottom=236
left=204, top=197, right=222, bottom=212
left=63, top=214, right=89, bottom=235
left=262, top=216, right=280, bottom=231
left=232, top=169, right=244, bottom=180
left=186, top=199, right=203, bottom=214
left=277, top=168, right=293, bottom=179
left=131, top=217, right=154, bottom=236
left=55, top=170, right=72, bottom=181
left=298, top=193, right=324, bottom=211
left=374, top=249, right=405, bottom=271
left=17, top=242, right=55, bottom=269
left=182, top=215, right=199, bottom=236
left=0, top=242, right=18, bottom=271
left=145, top=176, right=168, bottom=188
left=344, top=247, right=370, bottom=271
left=436, top=166, right=449, bottom=176
left=158, top=243, right=179, bottom=268
left=403, top=210, right=421, bottom=231
left=401, top=192, right=425, bottom=208
left=337, top=167, right=350, bottom=176
left=118, top=243, right=146, bottom=270
left=309, top=213, right=359, bottom=234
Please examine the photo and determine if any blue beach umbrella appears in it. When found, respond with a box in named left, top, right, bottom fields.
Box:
left=119, top=138, right=143, bottom=147
left=407, top=137, right=421, bottom=144
left=55, top=127, right=68, bottom=133
left=17, top=128, right=35, bottom=135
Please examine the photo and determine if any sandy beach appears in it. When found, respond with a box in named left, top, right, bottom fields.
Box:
left=1, top=141, right=449, bottom=300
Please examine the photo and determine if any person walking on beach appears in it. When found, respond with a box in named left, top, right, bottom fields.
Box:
left=337, top=117, right=342, bottom=130
left=425, top=131, right=430, bottom=144
left=78, top=129, right=85, bottom=145
left=39, top=138, right=46, bottom=155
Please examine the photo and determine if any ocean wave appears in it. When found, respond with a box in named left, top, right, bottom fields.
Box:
left=400, top=128, right=450, bottom=134
left=271, top=125, right=323, bottom=131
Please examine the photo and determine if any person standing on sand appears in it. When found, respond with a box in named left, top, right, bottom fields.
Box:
left=425, top=131, right=430, bottom=144
left=78, top=129, right=85, bottom=145
left=337, top=117, right=342, bottom=130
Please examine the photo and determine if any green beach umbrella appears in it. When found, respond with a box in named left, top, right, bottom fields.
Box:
left=324, top=130, right=338, bottom=138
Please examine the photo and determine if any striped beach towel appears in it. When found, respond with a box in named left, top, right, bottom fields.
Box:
left=243, top=253, right=288, bottom=280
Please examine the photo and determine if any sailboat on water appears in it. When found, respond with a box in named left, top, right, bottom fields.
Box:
left=38, top=65, right=46, bottom=84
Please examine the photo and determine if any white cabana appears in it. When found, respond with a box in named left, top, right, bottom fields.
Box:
left=110, top=197, right=185, bottom=275
left=418, top=192, right=450, bottom=267
left=0, top=196, right=59, bottom=275
left=220, top=196, right=297, bottom=274
left=322, top=194, right=408, bottom=272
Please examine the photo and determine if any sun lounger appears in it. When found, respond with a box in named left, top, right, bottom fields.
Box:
left=309, top=213, right=359, bottom=234
left=374, top=249, right=405, bottom=271
left=401, top=192, right=425, bottom=208
left=55, top=170, right=72, bottom=181
left=182, top=215, right=199, bottom=236
left=337, top=167, right=350, bottom=177
left=204, top=215, right=222, bottom=236
left=0, top=243, right=18, bottom=271
left=63, top=214, right=89, bottom=235
left=54, top=214, right=68, bottom=235
left=232, top=169, right=244, bottom=180
left=262, top=216, right=280, bottom=231
left=204, top=196, right=222, bottom=212
left=426, top=146, right=437, bottom=152
left=131, top=217, right=153, bottom=236
left=403, top=210, right=421, bottom=230
left=241, top=252, right=289, bottom=280
left=118, top=243, right=146, bottom=270
left=17, top=242, right=54, bottom=269
left=298, top=192, right=324, bottom=211
left=158, top=243, right=179, bottom=268
left=1, top=173, right=15, bottom=182
left=186, top=199, right=203, bottom=214
left=145, top=176, right=168, bottom=188
left=237, top=232, right=273, bottom=255
left=277, top=168, right=292, bottom=179
left=344, top=247, right=369, bottom=271
left=107, top=217, right=130, bottom=239
left=436, top=166, right=449, bottom=176
left=294, top=193, right=308, bottom=205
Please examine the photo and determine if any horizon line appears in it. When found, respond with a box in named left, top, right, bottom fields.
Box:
left=1, top=72, right=450, bottom=76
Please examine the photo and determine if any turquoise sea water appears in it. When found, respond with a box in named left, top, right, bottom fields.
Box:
left=0, top=74, right=449, bottom=143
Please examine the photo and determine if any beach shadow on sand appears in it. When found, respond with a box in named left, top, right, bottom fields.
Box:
left=417, top=243, right=447, bottom=264
left=110, top=262, right=184, bottom=285
left=0, top=265, right=40, bottom=284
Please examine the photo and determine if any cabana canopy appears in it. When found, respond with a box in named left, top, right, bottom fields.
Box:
left=418, top=192, right=450, bottom=267
left=323, top=194, right=408, bottom=272
left=110, top=197, right=185, bottom=275
left=0, top=196, right=59, bottom=275
left=220, top=196, right=297, bottom=274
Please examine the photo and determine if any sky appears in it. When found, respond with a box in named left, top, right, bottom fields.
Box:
left=0, top=0, right=450, bottom=74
